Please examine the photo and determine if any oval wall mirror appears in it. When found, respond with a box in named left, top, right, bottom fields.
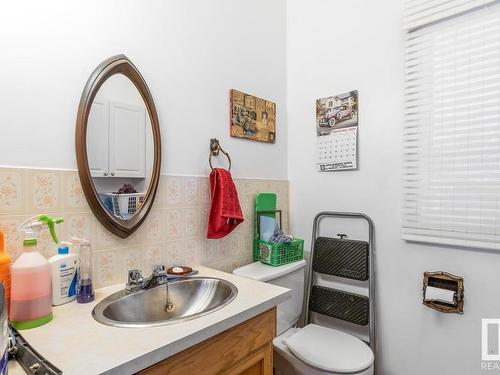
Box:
left=76, top=55, right=161, bottom=238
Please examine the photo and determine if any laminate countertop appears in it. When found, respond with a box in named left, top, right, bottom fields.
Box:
left=8, top=266, right=290, bottom=375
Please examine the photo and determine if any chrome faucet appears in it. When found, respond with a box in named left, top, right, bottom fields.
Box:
left=126, top=265, right=168, bottom=293
left=126, top=265, right=174, bottom=311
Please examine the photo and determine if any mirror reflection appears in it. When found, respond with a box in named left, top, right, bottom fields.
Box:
left=86, top=73, right=154, bottom=220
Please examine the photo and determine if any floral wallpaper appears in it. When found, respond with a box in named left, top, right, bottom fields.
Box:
left=0, top=167, right=289, bottom=289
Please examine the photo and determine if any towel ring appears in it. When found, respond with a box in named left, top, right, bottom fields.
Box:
left=209, top=138, right=231, bottom=171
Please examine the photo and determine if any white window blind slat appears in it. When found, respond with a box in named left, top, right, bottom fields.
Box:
left=403, top=0, right=498, bottom=30
left=403, top=2, right=500, bottom=250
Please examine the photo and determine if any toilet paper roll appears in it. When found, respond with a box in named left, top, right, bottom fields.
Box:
left=424, top=286, right=456, bottom=304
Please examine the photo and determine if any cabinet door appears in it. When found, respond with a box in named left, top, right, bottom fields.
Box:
left=109, top=101, right=146, bottom=178
left=138, top=308, right=276, bottom=375
left=87, top=100, right=110, bottom=177
left=227, top=342, right=273, bottom=375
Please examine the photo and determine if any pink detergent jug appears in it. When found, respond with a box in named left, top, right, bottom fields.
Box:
left=10, top=215, right=63, bottom=330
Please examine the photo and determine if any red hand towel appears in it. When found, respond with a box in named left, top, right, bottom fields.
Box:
left=207, top=168, right=244, bottom=239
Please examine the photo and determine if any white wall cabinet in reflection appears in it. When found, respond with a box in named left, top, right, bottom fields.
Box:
left=87, top=100, right=109, bottom=177
left=88, top=100, right=146, bottom=178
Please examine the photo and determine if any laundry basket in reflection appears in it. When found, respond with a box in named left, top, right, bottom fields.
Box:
left=102, top=192, right=146, bottom=219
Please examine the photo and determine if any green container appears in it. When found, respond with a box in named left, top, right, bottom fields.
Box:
left=253, top=193, right=277, bottom=261
left=253, top=195, right=303, bottom=266
left=253, top=238, right=261, bottom=261
left=257, top=238, right=304, bottom=267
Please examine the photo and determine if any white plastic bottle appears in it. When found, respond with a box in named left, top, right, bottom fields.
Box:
left=48, top=242, right=79, bottom=306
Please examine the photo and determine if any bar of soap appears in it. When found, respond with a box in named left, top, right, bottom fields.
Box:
left=167, top=266, right=193, bottom=275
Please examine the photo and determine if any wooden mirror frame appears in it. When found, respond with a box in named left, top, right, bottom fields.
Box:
left=75, top=54, right=161, bottom=239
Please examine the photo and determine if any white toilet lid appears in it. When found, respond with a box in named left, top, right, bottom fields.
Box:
left=284, top=324, right=374, bottom=373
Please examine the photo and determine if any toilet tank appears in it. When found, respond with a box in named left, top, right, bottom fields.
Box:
left=233, top=260, right=306, bottom=335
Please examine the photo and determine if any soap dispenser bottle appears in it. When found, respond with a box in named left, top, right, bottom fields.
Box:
left=11, top=215, right=63, bottom=329
left=48, top=241, right=79, bottom=306
left=72, top=237, right=94, bottom=303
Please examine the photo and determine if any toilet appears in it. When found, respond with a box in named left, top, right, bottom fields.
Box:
left=233, top=260, right=374, bottom=375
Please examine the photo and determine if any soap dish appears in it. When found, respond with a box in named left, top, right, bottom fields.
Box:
left=167, top=266, right=193, bottom=276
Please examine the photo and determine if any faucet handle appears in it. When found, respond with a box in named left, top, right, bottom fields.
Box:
left=128, top=269, right=143, bottom=284
left=152, top=264, right=166, bottom=276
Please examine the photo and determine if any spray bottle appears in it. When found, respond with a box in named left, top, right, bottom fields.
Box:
left=11, top=215, right=63, bottom=329
left=71, top=237, right=94, bottom=303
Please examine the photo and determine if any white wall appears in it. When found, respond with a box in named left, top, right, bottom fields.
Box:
left=0, top=0, right=287, bottom=179
left=287, top=1, right=500, bottom=374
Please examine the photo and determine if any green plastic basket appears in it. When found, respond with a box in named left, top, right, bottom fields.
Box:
left=256, top=238, right=304, bottom=266
left=253, top=239, right=261, bottom=261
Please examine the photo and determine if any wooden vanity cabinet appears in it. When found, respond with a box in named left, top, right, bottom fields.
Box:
left=138, top=308, right=276, bottom=375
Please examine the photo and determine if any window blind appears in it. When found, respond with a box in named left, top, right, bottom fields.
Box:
left=403, top=2, right=500, bottom=250
left=403, top=0, right=497, bottom=31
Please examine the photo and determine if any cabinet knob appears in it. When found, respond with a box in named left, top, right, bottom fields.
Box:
left=110, top=172, right=115, bottom=176
left=103, top=172, right=108, bottom=176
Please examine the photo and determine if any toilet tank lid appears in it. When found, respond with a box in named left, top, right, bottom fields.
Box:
left=233, top=260, right=306, bottom=282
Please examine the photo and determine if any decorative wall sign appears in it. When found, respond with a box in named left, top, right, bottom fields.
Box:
left=315, top=90, right=358, bottom=171
left=230, top=89, right=276, bottom=143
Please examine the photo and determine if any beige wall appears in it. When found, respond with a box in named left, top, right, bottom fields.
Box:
left=0, top=167, right=289, bottom=289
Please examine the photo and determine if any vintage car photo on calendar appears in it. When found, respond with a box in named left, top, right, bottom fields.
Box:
left=315, top=90, right=358, bottom=172
left=316, top=90, right=358, bottom=136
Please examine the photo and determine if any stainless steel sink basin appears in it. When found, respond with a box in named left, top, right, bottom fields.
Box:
left=92, top=277, right=238, bottom=328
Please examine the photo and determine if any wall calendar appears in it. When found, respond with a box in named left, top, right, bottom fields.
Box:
left=315, top=90, right=358, bottom=171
